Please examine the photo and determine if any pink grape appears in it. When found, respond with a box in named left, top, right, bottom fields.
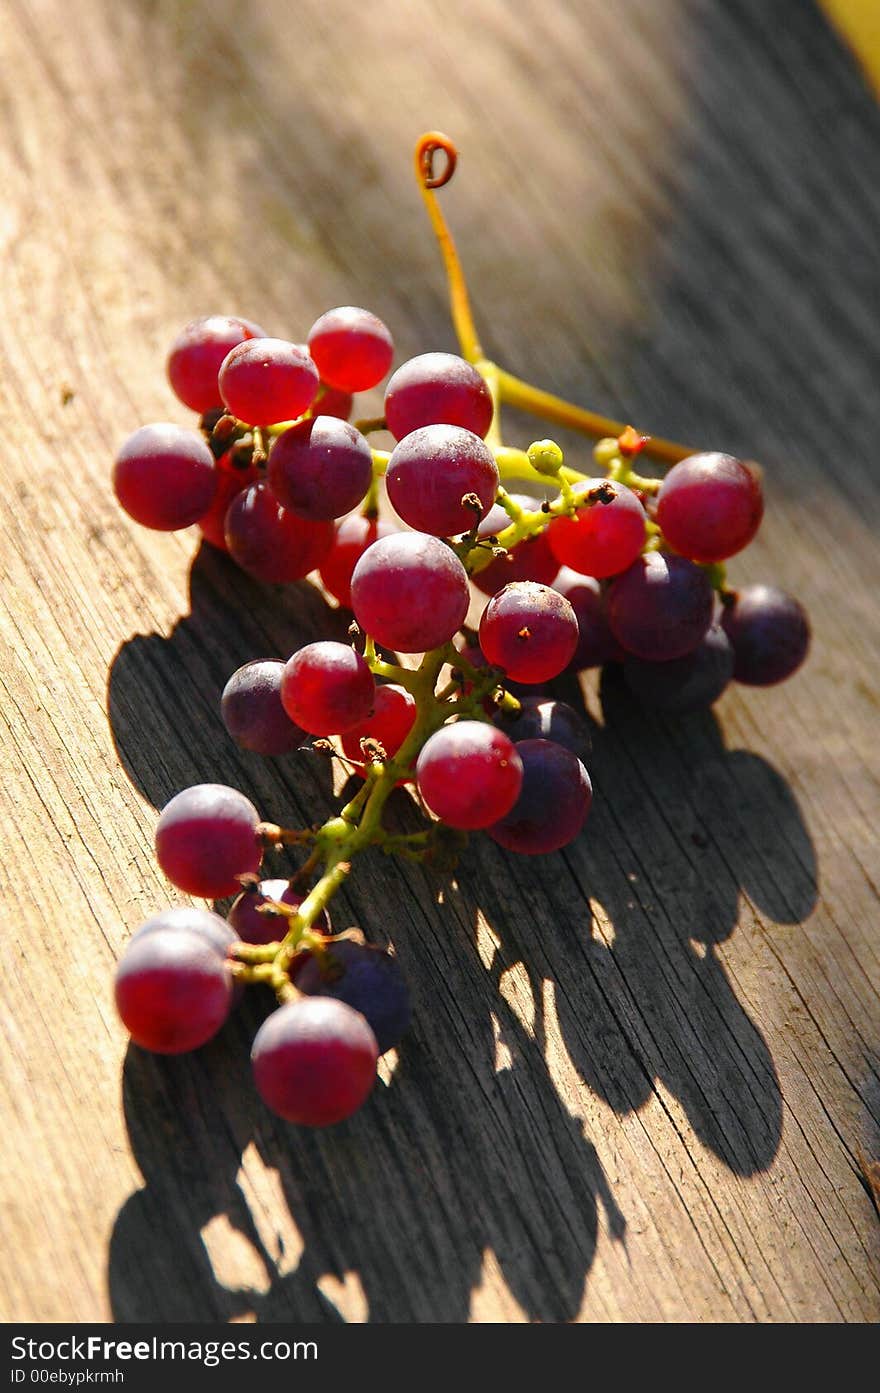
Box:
left=115, top=928, right=234, bottom=1054
left=197, top=461, right=258, bottom=550
left=385, top=424, right=499, bottom=536
left=350, top=532, right=470, bottom=652
left=479, top=582, right=578, bottom=683
left=313, top=384, right=354, bottom=420
left=307, top=307, right=394, bottom=392
left=251, top=997, right=378, bottom=1126
left=224, top=481, right=334, bottom=583
left=268, top=416, right=373, bottom=521
left=113, top=423, right=217, bottom=531
left=280, top=641, right=375, bottom=736
left=548, top=478, right=646, bottom=578
left=318, top=513, right=397, bottom=609
left=656, top=453, right=764, bottom=563
left=131, top=905, right=238, bottom=960
left=155, top=784, right=263, bottom=899
left=166, top=315, right=266, bottom=413
left=384, top=353, right=493, bottom=440
left=219, top=338, right=319, bottom=425
left=416, top=721, right=523, bottom=829
left=340, top=683, right=417, bottom=771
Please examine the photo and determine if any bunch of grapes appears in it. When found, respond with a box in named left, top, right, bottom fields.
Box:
left=111, top=133, right=810, bottom=1128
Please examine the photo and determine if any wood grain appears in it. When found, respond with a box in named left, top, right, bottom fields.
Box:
left=0, top=0, right=878, bottom=1322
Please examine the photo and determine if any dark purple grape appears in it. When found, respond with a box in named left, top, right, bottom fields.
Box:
left=167, top=315, right=266, bottom=413
left=488, top=738, right=592, bottom=855
left=228, top=879, right=331, bottom=944
left=350, top=531, right=470, bottom=652
left=657, top=453, right=763, bottom=563
left=221, top=660, right=307, bottom=755
left=280, top=641, right=374, bottom=736
left=295, top=940, right=411, bottom=1054
left=115, top=928, right=233, bottom=1054
left=623, top=624, right=734, bottom=712
left=385, top=424, right=499, bottom=536
left=479, top=582, right=578, bottom=683
left=155, top=784, right=263, bottom=899
left=251, top=997, right=378, bottom=1126
left=721, top=585, right=810, bottom=685
left=224, top=481, right=334, bottom=583
left=267, top=416, right=373, bottom=521
left=307, top=307, right=394, bottom=392
left=384, top=353, right=493, bottom=440
left=416, top=721, right=523, bottom=829
left=493, top=696, right=591, bottom=761
left=113, top=423, right=217, bottom=531
left=607, top=552, right=714, bottom=661
left=552, top=567, right=623, bottom=670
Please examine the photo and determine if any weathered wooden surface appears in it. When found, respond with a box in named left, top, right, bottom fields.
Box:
left=0, top=0, right=878, bottom=1323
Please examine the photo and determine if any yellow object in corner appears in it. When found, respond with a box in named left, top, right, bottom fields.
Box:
left=821, top=0, right=880, bottom=95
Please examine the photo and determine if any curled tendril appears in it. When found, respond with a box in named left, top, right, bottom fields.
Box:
left=416, top=131, right=458, bottom=189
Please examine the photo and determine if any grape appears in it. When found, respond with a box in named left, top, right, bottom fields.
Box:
left=471, top=495, right=558, bottom=596
left=623, top=624, right=734, bottom=712
left=350, top=532, right=470, bottom=652
left=251, top=997, right=378, bottom=1126
left=552, top=567, right=623, bottom=670
left=267, top=416, right=373, bottom=521
left=115, top=928, right=233, bottom=1054
left=607, top=552, right=713, bottom=661
left=228, top=879, right=331, bottom=944
left=384, top=352, right=493, bottom=440
left=656, top=453, right=763, bottom=563
left=197, top=461, right=258, bottom=550
left=306, top=307, right=394, bottom=393
left=219, top=338, right=319, bottom=425
left=221, top=660, right=307, bottom=755
left=132, top=905, right=238, bottom=959
left=478, top=582, right=578, bottom=683
left=547, top=478, right=646, bottom=578
left=416, top=721, right=523, bottom=829
left=318, top=512, right=397, bottom=609
left=493, top=696, right=591, bottom=761
left=155, top=784, right=263, bottom=899
left=313, top=384, right=353, bottom=420
left=488, top=738, right=592, bottom=855
left=340, top=683, right=417, bottom=771
left=280, top=641, right=375, bottom=736
left=720, top=585, right=810, bottom=685
left=166, top=315, right=266, bottom=413
left=113, top=423, right=217, bottom=531
left=224, top=481, right=334, bottom=583
left=385, top=424, right=499, bottom=536
left=295, top=941, right=410, bottom=1054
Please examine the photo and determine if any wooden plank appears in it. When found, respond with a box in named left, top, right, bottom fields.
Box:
left=0, top=0, right=878, bottom=1322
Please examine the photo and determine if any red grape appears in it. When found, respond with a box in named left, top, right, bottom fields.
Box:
left=479, top=582, right=578, bottom=683
left=251, top=997, right=378, bottom=1126
left=155, top=784, right=263, bottom=899
left=488, top=738, right=592, bottom=855
left=267, top=416, right=373, bottom=521
left=224, top=481, right=334, bottom=583
left=307, top=307, right=394, bottom=392
left=295, top=941, right=410, bottom=1054
left=656, top=453, right=763, bottom=563
left=471, top=495, right=559, bottom=596
left=607, top=552, right=714, bottom=661
left=350, top=532, right=470, bottom=652
left=113, top=423, right=217, bottom=531
left=228, top=879, right=331, bottom=944
left=115, top=928, right=233, bottom=1054
left=280, top=641, right=375, bottom=736
left=340, top=683, right=417, bottom=771
left=548, top=478, right=646, bottom=578
left=416, top=721, right=523, bottom=829
left=720, top=585, right=810, bottom=685
left=166, top=315, right=266, bottom=413
left=219, top=338, right=319, bottom=425
left=385, top=424, right=499, bottom=536
left=384, top=353, right=493, bottom=440
left=318, top=512, right=397, bottom=609
left=313, top=384, right=354, bottom=420
left=221, top=659, right=307, bottom=755
left=197, top=462, right=258, bottom=550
